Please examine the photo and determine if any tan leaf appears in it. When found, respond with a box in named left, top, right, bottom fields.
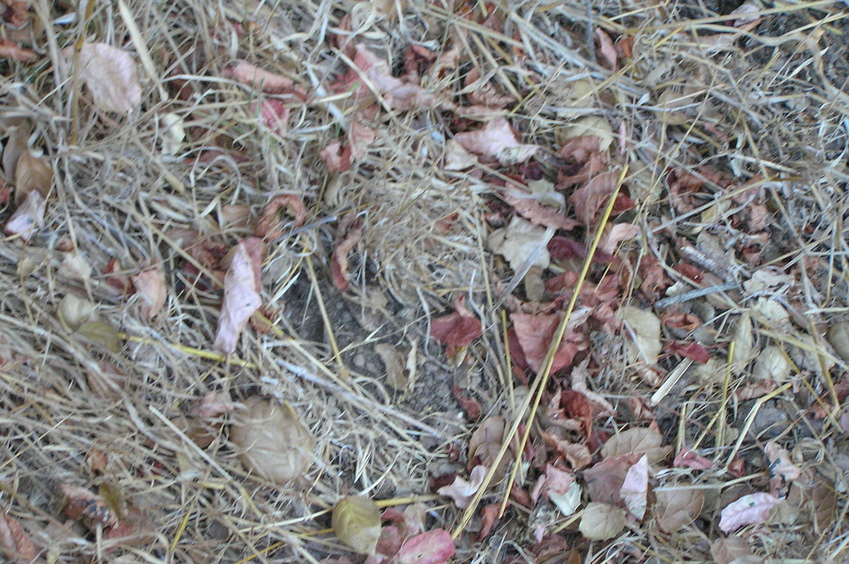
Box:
left=655, top=488, right=704, bottom=533
left=189, top=390, right=235, bottom=419
left=230, top=396, right=314, bottom=484
left=454, top=117, right=538, bottom=165
left=710, top=536, right=757, bottom=564
left=332, top=495, right=381, bottom=555
left=0, top=512, right=36, bottom=564
left=57, top=293, right=97, bottom=331
left=0, top=39, right=36, bottom=63
left=469, top=416, right=504, bottom=462
left=213, top=237, right=263, bottom=353
left=579, top=502, right=626, bottom=540
left=131, top=267, right=167, bottom=319
left=374, top=343, right=408, bottom=390
left=2, top=120, right=30, bottom=181
left=731, top=311, right=754, bottom=374
left=62, top=43, right=142, bottom=113
left=224, top=60, right=308, bottom=99
left=255, top=194, right=307, bottom=240
left=599, top=223, right=640, bottom=255
left=4, top=189, right=45, bottom=241
left=764, top=440, right=800, bottom=497
left=489, top=217, right=552, bottom=272
left=621, top=305, right=662, bottom=367
left=15, top=148, right=53, bottom=204
left=601, top=426, right=670, bottom=464
left=437, top=465, right=488, bottom=509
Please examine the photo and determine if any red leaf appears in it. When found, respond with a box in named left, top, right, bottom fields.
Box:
left=477, top=503, right=500, bottom=541
left=452, top=385, right=482, bottom=422
left=569, top=171, right=619, bottom=225
left=562, top=389, right=593, bottom=436
left=511, top=312, right=584, bottom=374
left=430, top=296, right=483, bottom=350
left=0, top=512, right=36, bottom=563
left=0, top=39, right=35, bottom=62
left=394, top=529, right=455, bottom=564
left=254, top=99, right=290, bottom=136
left=255, top=194, right=307, bottom=240
left=320, top=141, right=352, bottom=173
left=667, top=341, right=711, bottom=363
left=331, top=216, right=363, bottom=292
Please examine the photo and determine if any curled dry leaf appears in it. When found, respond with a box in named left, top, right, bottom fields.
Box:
left=437, top=465, right=488, bottom=509
left=430, top=295, right=483, bottom=355
left=502, top=189, right=578, bottom=231
left=255, top=194, right=307, bottom=240
left=230, top=396, right=314, bottom=484
left=4, top=189, right=44, bottom=241
left=62, top=43, right=142, bottom=113
left=394, top=529, right=455, bottom=564
left=331, top=216, right=362, bottom=292
left=131, top=267, right=167, bottom=319
left=0, top=39, right=36, bottom=62
left=718, top=492, right=781, bottom=533
left=223, top=60, right=308, bottom=100
left=375, top=343, right=408, bottom=390
left=61, top=483, right=118, bottom=529
left=764, top=440, right=800, bottom=497
left=594, top=28, right=617, bottom=71
left=332, top=495, right=381, bottom=555
left=569, top=171, right=619, bottom=225
left=655, top=488, right=704, bottom=533
left=58, top=293, right=97, bottom=331
left=189, top=390, right=235, bottom=419
left=454, top=117, right=538, bottom=165
left=584, top=453, right=641, bottom=505
left=579, top=502, right=626, bottom=541
left=489, top=216, right=552, bottom=272
left=14, top=149, right=52, bottom=205
left=599, top=223, right=640, bottom=255
left=213, top=237, right=263, bottom=354
left=0, top=512, right=36, bottom=564
left=254, top=99, right=290, bottom=137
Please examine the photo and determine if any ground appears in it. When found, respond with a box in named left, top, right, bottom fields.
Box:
left=1, top=0, right=848, bottom=562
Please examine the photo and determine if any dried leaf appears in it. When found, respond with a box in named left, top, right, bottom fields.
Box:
left=332, top=217, right=362, bottom=292
left=710, top=536, right=756, bottom=564
left=599, top=223, right=640, bottom=255
left=131, top=267, right=167, bottom=319
left=584, top=453, right=640, bottom=505
left=594, top=28, right=617, bottom=71
left=620, top=454, right=649, bottom=520
left=159, top=112, right=185, bottom=155
left=511, top=312, right=584, bottom=374
left=77, top=321, right=121, bottom=353
left=489, top=216, right=552, bottom=271
left=698, top=2, right=762, bottom=52
left=58, top=294, right=97, bottom=331
left=569, top=171, right=619, bottom=225
left=375, top=343, right=408, bottom=390
left=826, top=322, right=849, bottom=363
left=189, top=390, right=235, bottom=419
left=579, top=502, right=626, bottom=540
left=430, top=295, right=483, bottom=354
left=502, top=189, right=578, bottom=231
left=61, top=483, right=118, bottom=529
left=718, top=492, right=781, bottom=533
left=601, top=426, right=670, bottom=464
left=731, top=312, right=754, bottom=374
left=621, top=305, right=662, bottom=367
left=673, top=448, right=714, bottom=470
left=764, top=441, right=800, bottom=497
left=255, top=98, right=290, bottom=136
left=332, top=495, right=381, bottom=555
left=255, top=194, right=307, bottom=240
left=224, top=60, right=308, bottom=100
left=443, top=139, right=478, bottom=170
left=454, top=118, right=538, bottom=165
left=4, top=189, right=44, bottom=241
left=14, top=149, right=52, bottom=205
left=230, top=396, right=314, bottom=484
left=62, top=43, right=142, bottom=113
left=0, top=39, right=36, bottom=62
left=213, top=238, right=263, bottom=354
left=394, top=529, right=455, bottom=564
left=2, top=120, right=31, bottom=181
left=437, top=465, right=488, bottom=509
left=0, top=512, right=36, bottom=564
left=656, top=488, right=704, bottom=533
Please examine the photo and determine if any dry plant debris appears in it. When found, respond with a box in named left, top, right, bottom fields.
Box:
left=0, top=0, right=848, bottom=562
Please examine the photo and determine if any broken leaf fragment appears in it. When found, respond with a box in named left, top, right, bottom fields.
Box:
left=230, top=396, right=314, bottom=484
left=332, top=495, right=381, bottom=555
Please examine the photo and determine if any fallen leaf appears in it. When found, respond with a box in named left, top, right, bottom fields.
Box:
left=430, top=295, right=483, bottom=355
left=601, top=426, right=670, bottom=464
left=437, top=465, right=488, bottom=509
left=331, top=215, right=362, bottom=292
left=376, top=343, right=409, bottom=390
left=4, top=189, right=45, bottom=241
left=230, top=396, right=314, bottom=484
left=595, top=29, right=617, bottom=71
left=58, top=293, right=97, bottom=331
left=667, top=341, right=711, bottom=364
left=0, top=512, right=36, bottom=564
left=131, top=267, right=167, bottom=319
left=443, top=139, right=478, bottom=170
left=489, top=216, right=552, bottom=272
left=698, top=2, right=762, bottom=52
left=348, top=119, right=376, bottom=161
left=223, top=60, right=308, bottom=100
left=0, top=39, right=36, bottom=62
left=764, top=441, right=800, bottom=497
left=213, top=238, right=263, bottom=354
left=502, top=188, right=578, bottom=231
left=320, top=140, right=351, bottom=173
left=255, top=194, right=307, bottom=240
left=159, top=112, right=185, bottom=155
left=394, top=529, right=455, bottom=564
left=511, top=312, right=585, bottom=374
left=710, top=536, right=757, bottom=564
left=61, top=483, right=118, bottom=529
left=254, top=99, right=290, bottom=136
left=752, top=346, right=791, bottom=382
left=469, top=416, right=504, bottom=464
left=656, top=488, right=704, bottom=533
left=599, top=223, right=640, bottom=255
left=189, top=390, right=234, bottom=419
left=620, top=454, right=649, bottom=520
left=477, top=503, right=500, bottom=541
left=731, top=312, right=754, bottom=374
left=569, top=171, right=619, bottom=224
left=14, top=149, right=52, bottom=205
left=62, top=43, right=142, bottom=113
left=579, top=502, right=626, bottom=540
left=332, top=495, right=381, bottom=555
left=454, top=118, right=538, bottom=165
left=718, top=492, right=781, bottom=533
left=673, top=448, right=714, bottom=470
left=621, top=305, right=662, bottom=367
left=584, top=453, right=641, bottom=505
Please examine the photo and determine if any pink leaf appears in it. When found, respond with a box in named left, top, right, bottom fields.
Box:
left=213, top=238, right=264, bottom=353
left=62, top=43, right=142, bottom=113
left=619, top=454, right=649, bottom=520
left=599, top=223, right=640, bottom=255
left=0, top=512, right=36, bottom=564
left=437, top=465, right=488, bottom=509
left=595, top=29, right=618, bottom=71
left=502, top=190, right=578, bottom=231
left=224, top=60, right=308, bottom=100
left=454, top=118, right=538, bottom=165
left=4, top=190, right=45, bottom=241
left=351, top=45, right=446, bottom=112
left=569, top=171, right=619, bottom=225
left=320, top=141, right=351, bottom=173
left=0, top=39, right=36, bottom=62
left=430, top=295, right=483, bottom=352
left=393, top=529, right=455, bottom=564
left=673, top=448, right=714, bottom=470
left=718, top=492, right=781, bottom=533
left=189, top=390, right=235, bottom=419
left=255, top=194, right=307, bottom=240
left=131, top=267, right=167, bottom=319
left=254, top=99, right=290, bottom=136
left=349, top=120, right=377, bottom=161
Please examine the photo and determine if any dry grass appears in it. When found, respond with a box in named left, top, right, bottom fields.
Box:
left=1, top=0, right=848, bottom=562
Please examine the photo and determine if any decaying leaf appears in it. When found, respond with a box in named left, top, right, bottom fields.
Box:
left=621, top=305, right=662, bottom=367
left=62, top=43, right=142, bottom=113
left=489, top=216, right=552, bottom=272
left=718, top=492, right=781, bottom=533
left=430, top=295, right=483, bottom=355
left=255, top=193, right=307, bottom=240
left=656, top=487, right=704, bottom=533
left=579, top=502, right=626, bottom=540
left=223, top=60, right=308, bottom=100
left=511, top=312, right=584, bottom=374
left=731, top=311, right=754, bottom=374
left=230, top=396, right=314, bottom=484
left=393, top=529, right=455, bottom=564
left=599, top=223, right=640, bottom=255
left=764, top=441, right=800, bottom=497
left=584, top=453, right=640, bottom=505
left=601, top=426, right=670, bottom=464
left=58, top=293, right=98, bottom=331
left=0, top=512, right=36, bottom=564
left=14, top=149, right=52, bottom=205
left=619, top=454, right=649, bottom=520
left=454, top=117, right=538, bottom=165
left=331, top=215, right=362, bottom=292
left=569, top=171, right=619, bottom=225
left=375, top=343, right=408, bottom=389
left=502, top=188, right=578, bottom=231
left=61, top=483, right=119, bottom=529
left=213, top=237, right=263, bottom=353
left=532, top=464, right=581, bottom=517
left=437, top=465, right=488, bottom=509
left=710, top=536, right=758, bottom=564
left=189, top=390, right=235, bottom=419
left=0, top=39, right=36, bottom=62
left=4, top=189, right=45, bottom=241
left=131, top=266, right=167, bottom=319
left=332, top=495, right=381, bottom=555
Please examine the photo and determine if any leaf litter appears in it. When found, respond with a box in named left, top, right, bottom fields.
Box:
left=0, top=0, right=847, bottom=562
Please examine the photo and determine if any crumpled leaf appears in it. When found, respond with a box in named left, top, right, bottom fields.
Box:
left=14, top=149, right=52, bottom=205
left=255, top=193, right=307, bottom=240
left=430, top=295, right=483, bottom=354
left=254, top=98, right=290, bottom=136
left=159, top=112, right=185, bottom=155
left=213, top=237, right=263, bottom=354
left=4, top=189, right=45, bottom=241
left=579, top=502, right=626, bottom=540
left=621, top=305, right=662, bottom=367
left=584, top=453, right=641, bottom=505
left=619, top=454, right=649, bottom=520
left=656, top=487, right=704, bottom=533
left=61, top=483, right=118, bottom=529
left=230, top=396, right=314, bottom=484
left=599, top=223, right=640, bottom=255
left=393, top=529, right=455, bottom=564
left=718, top=492, right=782, bottom=533
left=764, top=440, right=800, bottom=497
left=437, top=465, right=488, bottom=509
left=710, top=536, right=758, bottom=564
left=511, top=312, right=584, bottom=374
left=332, top=495, right=381, bottom=555
left=58, top=294, right=97, bottom=331
left=454, top=117, right=538, bottom=165
left=502, top=188, right=578, bottom=231
left=489, top=216, right=552, bottom=272
left=0, top=512, right=36, bottom=564
left=532, top=464, right=582, bottom=517
left=569, top=171, right=619, bottom=225
left=331, top=216, right=362, bottom=292
left=697, top=2, right=762, bottom=52
left=189, top=390, right=235, bottom=419
left=62, top=43, right=142, bottom=113
left=731, top=312, right=754, bottom=374
left=131, top=266, right=167, bottom=319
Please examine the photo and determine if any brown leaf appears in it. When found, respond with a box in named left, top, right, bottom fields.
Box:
left=0, top=39, right=35, bottom=62
left=14, top=149, right=52, bottom=205
left=468, top=416, right=504, bottom=464
left=601, top=426, right=670, bottom=464
left=764, top=440, right=800, bottom=498
left=437, top=465, right=487, bottom=509
left=502, top=189, right=578, bottom=231
left=62, top=43, right=142, bottom=113
left=594, top=29, right=617, bottom=71
left=656, top=488, right=704, bottom=533
left=568, top=171, right=618, bottom=225
left=579, top=502, right=625, bottom=540
left=131, top=267, right=167, bottom=319
left=255, top=194, right=307, bottom=240
left=331, top=215, right=362, bottom=292
left=511, top=312, right=585, bottom=374
left=0, top=512, right=36, bottom=564
left=213, top=237, right=263, bottom=354
left=223, top=60, right=308, bottom=100
left=454, top=117, right=538, bottom=165
left=584, top=453, right=641, bottom=505
left=4, top=189, right=44, bottom=241
left=332, top=495, right=381, bottom=555
left=61, top=483, right=119, bottom=529
left=189, top=390, right=235, bottom=419
left=430, top=295, right=483, bottom=354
